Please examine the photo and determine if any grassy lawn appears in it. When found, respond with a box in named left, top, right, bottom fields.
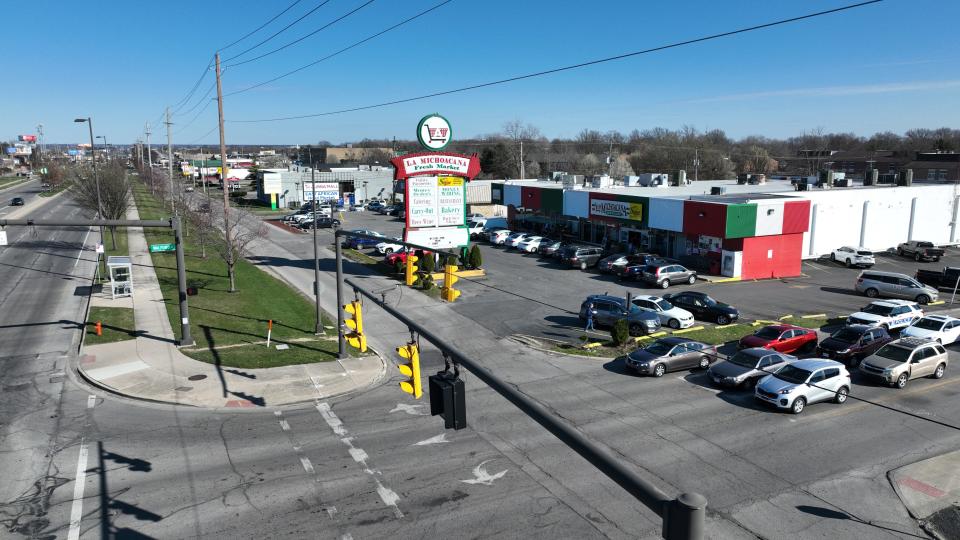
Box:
left=39, top=183, right=69, bottom=197
left=85, top=306, right=137, bottom=345
left=0, top=176, right=28, bottom=189
left=342, top=248, right=442, bottom=299
left=779, top=315, right=847, bottom=329
left=132, top=181, right=344, bottom=369
left=103, top=226, right=129, bottom=258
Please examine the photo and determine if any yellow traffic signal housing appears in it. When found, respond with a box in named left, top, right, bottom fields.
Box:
left=405, top=253, right=419, bottom=286
left=397, top=343, right=422, bottom=399
left=442, top=263, right=461, bottom=302
left=343, top=301, right=367, bottom=352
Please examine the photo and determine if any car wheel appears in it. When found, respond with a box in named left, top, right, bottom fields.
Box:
left=865, top=288, right=879, bottom=298
left=915, top=253, right=921, bottom=262
left=830, top=252, right=836, bottom=261
left=897, top=248, right=903, bottom=256
left=933, top=363, right=946, bottom=379
left=668, top=319, right=680, bottom=329
left=580, top=261, right=587, bottom=271
left=716, top=314, right=730, bottom=325
left=653, top=364, right=666, bottom=377
left=834, top=386, right=849, bottom=404
left=384, top=248, right=394, bottom=254
left=660, top=279, right=670, bottom=289
left=688, top=275, right=696, bottom=284
left=915, top=294, right=930, bottom=305
left=894, top=373, right=908, bottom=389
left=791, top=397, right=806, bottom=414
left=698, top=356, right=710, bottom=370
left=628, top=323, right=642, bottom=336
left=845, top=259, right=852, bottom=268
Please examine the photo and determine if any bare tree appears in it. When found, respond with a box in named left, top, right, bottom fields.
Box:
left=745, top=146, right=775, bottom=174
left=71, top=161, right=131, bottom=249
left=210, top=205, right=267, bottom=292
left=609, top=154, right=635, bottom=177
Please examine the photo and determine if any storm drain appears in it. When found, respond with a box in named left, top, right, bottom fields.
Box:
left=187, top=374, right=207, bottom=381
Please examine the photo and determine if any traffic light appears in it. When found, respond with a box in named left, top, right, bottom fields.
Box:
left=342, top=301, right=367, bottom=352
left=441, top=263, right=461, bottom=302
left=397, top=342, right=422, bottom=399
left=429, top=371, right=466, bottom=430
left=405, top=253, right=419, bottom=286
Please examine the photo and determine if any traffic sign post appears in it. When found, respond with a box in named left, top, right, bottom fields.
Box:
left=149, top=243, right=176, bottom=253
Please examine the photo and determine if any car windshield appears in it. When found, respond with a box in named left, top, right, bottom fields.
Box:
left=755, top=327, right=782, bottom=340
left=876, top=345, right=912, bottom=362
left=774, top=366, right=811, bottom=385
left=912, top=318, right=945, bottom=331
left=640, top=341, right=673, bottom=356
left=831, top=328, right=863, bottom=343
left=856, top=250, right=872, bottom=256
left=862, top=304, right=894, bottom=316
left=918, top=242, right=933, bottom=247
left=653, top=299, right=673, bottom=310
left=728, top=351, right=760, bottom=368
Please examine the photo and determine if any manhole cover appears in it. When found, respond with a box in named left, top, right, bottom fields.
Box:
left=187, top=374, right=207, bottom=381
left=174, top=386, right=193, bottom=392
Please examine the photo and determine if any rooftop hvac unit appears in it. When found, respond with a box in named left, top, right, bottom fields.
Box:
left=710, top=186, right=726, bottom=195
left=795, top=182, right=808, bottom=191
left=833, top=178, right=850, bottom=187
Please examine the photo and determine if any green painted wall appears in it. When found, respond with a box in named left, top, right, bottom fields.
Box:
left=541, top=189, right=563, bottom=214
left=725, top=203, right=757, bottom=238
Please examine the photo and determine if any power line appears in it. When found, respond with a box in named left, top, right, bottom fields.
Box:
left=171, top=58, right=213, bottom=114
left=223, top=0, right=333, bottom=63
left=231, top=0, right=884, bottom=123
left=224, top=0, right=454, bottom=97
left=175, top=98, right=215, bottom=135
left=226, top=0, right=378, bottom=68
left=185, top=125, right=219, bottom=145
left=174, top=83, right=216, bottom=118
left=218, top=0, right=305, bottom=51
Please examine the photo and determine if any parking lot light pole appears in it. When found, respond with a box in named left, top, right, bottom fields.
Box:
left=312, top=165, right=322, bottom=334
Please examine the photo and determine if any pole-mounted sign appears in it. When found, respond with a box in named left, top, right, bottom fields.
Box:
left=416, top=113, right=452, bottom=151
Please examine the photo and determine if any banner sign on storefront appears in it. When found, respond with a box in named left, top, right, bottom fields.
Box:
left=303, top=181, right=340, bottom=202
left=590, top=199, right=643, bottom=222
left=391, top=151, right=481, bottom=180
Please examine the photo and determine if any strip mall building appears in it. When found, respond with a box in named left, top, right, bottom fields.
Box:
left=489, top=178, right=959, bottom=280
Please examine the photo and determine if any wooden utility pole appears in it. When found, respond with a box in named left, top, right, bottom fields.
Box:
left=165, top=107, right=176, bottom=214
left=215, top=53, right=237, bottom=292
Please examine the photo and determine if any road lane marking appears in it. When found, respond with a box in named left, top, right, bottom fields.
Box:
left=300, top=457, right=315, bottom=473
left=279, top=420, right=290, bottom=431
left=461, top=459, right=508, bottom=486
left=74, top=226, right=93, bottom=268
left=414, top=433, right=449, bottom=446
left=87, top=395, right=96, bottom=408
left=67, top=440, right=89, bottom=540
left=676, top=376, right=721, bottom=393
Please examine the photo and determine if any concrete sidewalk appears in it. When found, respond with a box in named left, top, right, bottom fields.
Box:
left=889, top=449, right=960, bottom=534
left=76, top=203, right=385, bottom=409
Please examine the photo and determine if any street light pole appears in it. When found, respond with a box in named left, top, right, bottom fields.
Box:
left=312, top=165, right=322, bottom=334
left=75, top=117, right=105, bottom=255
left=96, top=135, right=108, bottom=160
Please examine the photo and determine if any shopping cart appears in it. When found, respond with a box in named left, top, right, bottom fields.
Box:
left=425, top=124, right=448, bottom=143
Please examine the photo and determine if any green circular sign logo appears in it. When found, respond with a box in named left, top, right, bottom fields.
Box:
left=416, top=114, right=452, bottom=150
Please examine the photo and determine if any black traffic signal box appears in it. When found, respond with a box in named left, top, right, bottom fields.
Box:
left=428, top=371, right=466, bottom=430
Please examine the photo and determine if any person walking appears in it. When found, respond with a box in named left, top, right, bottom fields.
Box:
left=584, top=302, right=596, bottom=332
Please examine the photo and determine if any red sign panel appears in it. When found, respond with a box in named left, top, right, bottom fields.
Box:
left=391, top=151, right=481, bottom=180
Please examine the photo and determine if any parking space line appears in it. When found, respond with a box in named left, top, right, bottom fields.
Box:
left=676, top=376, right=721, bottom=393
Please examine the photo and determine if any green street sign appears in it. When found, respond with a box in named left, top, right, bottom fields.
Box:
left=149, top=243, right=176, bottom=253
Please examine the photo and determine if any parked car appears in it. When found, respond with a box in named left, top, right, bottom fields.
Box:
left=560, top=246, right=604, bottom=270
left=291, top=210, right=331, bottom=226
left=597, top=253, right=630, bottom=274
left=488, top=229, right=512, bottom=245
left=340, top=229, right=383, bottom=248
left=504, top=232, right=532, bottom=248
left=901, top=315, right=960, bottom=344
left=298, top=217, right=340, bottom=230
left=385, top=248, right=432, bottom=267
left=662, top=291, right=739, bottom=325
left=707, top=348, right=798, bottom=388
left=739, top=324, right=818, bottom=354
left=467, top=213, right=485, bottom=219
left=377, top=205, right=396, bottom=215
left=816, top=324, right=893, bottom=366
left=516, top=236, right=544, bottom=253
left=630, top=294, right=695, bottom=329
left=915, top=267, right=960, bottom=290
left=622, top=337, right=716, bottom=377
left=349, top=231, right=386, bottom=248
left=538, top=240, right=565, bottom=258
left=10, top=197, right=24, bottom=206
left=855, top=270, right=938, bottom=304
left=366, top=201, right=385, bottom=212
left=859, top=337, right=948, bottom=388
left=755, top=359, right=851, bottom=414
left=641, top=263, right=697, bottom=289
left=615, top=254, right=669, bottom=281
left=898, top=241, right=944, bottom=262
left=830, top=246, right=875, bottom=268
left=847, top=300, right=924, bottom=331
left=375, top=238, right=405, bottom=254
left=578, top=294, right=661, bottom=335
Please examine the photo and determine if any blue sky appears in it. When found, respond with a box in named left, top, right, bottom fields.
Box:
left=6, top=0, right=959, bottom=145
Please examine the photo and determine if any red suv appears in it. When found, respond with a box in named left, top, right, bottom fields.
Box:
left=739, top=324, right=818, bottom=354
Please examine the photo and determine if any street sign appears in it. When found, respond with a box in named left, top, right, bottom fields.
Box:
left=149, top=243, right=176, bottom=253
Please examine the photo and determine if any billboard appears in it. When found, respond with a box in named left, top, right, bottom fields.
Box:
left=303, top=181, right=339, bottom=202
left=18, top=135, right=37, bottom=143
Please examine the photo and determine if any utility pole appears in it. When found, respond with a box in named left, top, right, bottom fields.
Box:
left=694, top=148, right=699, bottom=182
left=312, top=166, right=322, bottom=334
left=215, top=52, right=236, bottom=292
left=36, top=124, right=44, bottom=165
left=165, top=107, right=176, bottom=215
left=519, top=139, right=524, bottom=180
left=145, top=122, right=152, bottom=168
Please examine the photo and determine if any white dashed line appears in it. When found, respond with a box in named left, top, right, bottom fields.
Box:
left=279, top=420, right=291, bottom=431
left=67, top=440, right=89, bottom=540
left=87, top=395, right=97, bottom=408
left=300, top=457, right=315, bottom=473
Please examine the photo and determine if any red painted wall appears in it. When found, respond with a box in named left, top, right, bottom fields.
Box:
left=741, top=233, right=803, bottom=279
left=682, top=201, right=727, bottom=237
left=782, top=200, right=811, bottom=234
left=521, top=186, right=542, bottom=211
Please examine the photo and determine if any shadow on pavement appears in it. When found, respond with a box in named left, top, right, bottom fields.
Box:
left=96, top=442, right=162, bottom=539
left=795, top=505, right=928, bottom=539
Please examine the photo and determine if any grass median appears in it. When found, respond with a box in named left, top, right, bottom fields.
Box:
left=85, top=306, right=137, bottom=345
left=132, top=181, right=343, bottom=369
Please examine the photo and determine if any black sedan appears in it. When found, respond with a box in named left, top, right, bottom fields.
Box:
left=662, top=291, right=739, bottom=325
left=11, top=197, right=25, bottom=206
left=299, top=217, right=341, bottom=230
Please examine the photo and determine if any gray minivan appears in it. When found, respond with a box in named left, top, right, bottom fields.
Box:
left=855, top=270, right=938, bottom=304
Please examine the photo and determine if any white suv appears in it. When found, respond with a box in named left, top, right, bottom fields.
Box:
left=831, top=246, right=875, bottom=268
left=847, top=300, right=923, bottom=331
left=630, top=295, right=695, bottom=329
left=755, top=359, right=851, bottom=414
